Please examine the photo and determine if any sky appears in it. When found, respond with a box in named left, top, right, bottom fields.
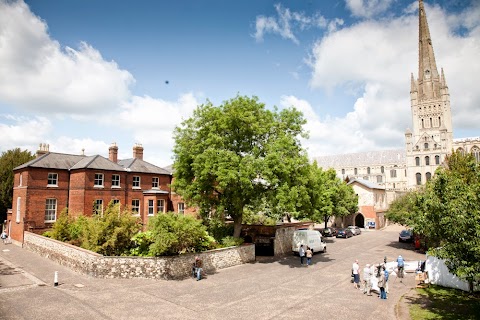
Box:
left=1, top=0, right=479, bottom=167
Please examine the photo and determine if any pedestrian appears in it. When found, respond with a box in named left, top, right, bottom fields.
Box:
left=1, top=230, right=7, bottom=244
left=352, top=259, right=360, bottom=289
left=397, top=255, right=404, bottom=281
left=193, top=256, right=203, bottom=281
left=299, top=245, right=306, bottom=266
left=378, top=265, right=386, bottom=299
left=363, top=263, right=372, bottom=296
left=384, top=265, right=389, bottom=295
left=306, top=246, right=313, bottom=266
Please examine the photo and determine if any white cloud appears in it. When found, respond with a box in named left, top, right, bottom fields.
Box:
left=345, top=0, right=395, bottom=19
left=0, top=0, right=134, bottom=115
left=306, top=2, right=480, bottom=156
left=0, top=115, right=52, bottom=151
left=254, top=4, right=329, bottom=44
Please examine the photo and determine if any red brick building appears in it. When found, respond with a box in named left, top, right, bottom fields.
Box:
left=8, top=143, right=195, bottom=243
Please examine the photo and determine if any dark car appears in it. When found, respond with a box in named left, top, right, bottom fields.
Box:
left=320, top=227, right=337, bottom=237
left=399, top=229, right=414, bottom=242
left=336, top=228, right=353, bottom=238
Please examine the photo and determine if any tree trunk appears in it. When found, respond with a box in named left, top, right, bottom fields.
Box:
left=233, top=214, right=243, bottom=238
left=324, top=215, right=328, bottom=228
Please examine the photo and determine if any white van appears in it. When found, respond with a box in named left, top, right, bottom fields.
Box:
left=292, top=229, right=326, bottom=254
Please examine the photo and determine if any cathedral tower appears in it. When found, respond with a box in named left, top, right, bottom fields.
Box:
left=405, top=0, right=453, bottom=188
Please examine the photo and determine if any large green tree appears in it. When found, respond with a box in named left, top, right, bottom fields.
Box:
left=172, top=95, right=309, bottom=237
left=293, top=162, right=357, bottom=226
left=387, top=151, right=480, bottom=291
left=0, top=148, right=35, bottom=221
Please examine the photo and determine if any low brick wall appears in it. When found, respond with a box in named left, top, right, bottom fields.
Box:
left=23, top=232, right=255, bottom=280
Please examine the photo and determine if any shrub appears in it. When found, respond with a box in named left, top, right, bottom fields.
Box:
left=147, top=212, right=215, bottom=256
left=129, top=231, right=154, bottom=256
left=80, top=202, right=141, bottom=256
left=220, top=236, right=244, bottom=248
left=49, top=209, right=73, bottom=242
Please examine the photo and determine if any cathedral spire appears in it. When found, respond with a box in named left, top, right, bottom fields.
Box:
left=417, top=0, right=440, bottom=99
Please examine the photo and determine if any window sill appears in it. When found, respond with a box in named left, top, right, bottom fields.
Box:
left=94, top=186, right=104, bottom=189
left=47, top=185, right=58, bottom=188
left=132, top=187, right=141, bottom=190
left=111, top=186, right=121, bottom=189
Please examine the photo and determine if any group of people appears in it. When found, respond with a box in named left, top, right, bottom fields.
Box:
left=298, top=244, right=313, bottom=266
left=352, top=255, right=405, bottom=300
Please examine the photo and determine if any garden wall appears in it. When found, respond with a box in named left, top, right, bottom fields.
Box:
left=23, top=232, right=255, bottom=280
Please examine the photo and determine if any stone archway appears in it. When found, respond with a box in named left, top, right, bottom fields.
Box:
left=354, top=213, right=365, bottom=228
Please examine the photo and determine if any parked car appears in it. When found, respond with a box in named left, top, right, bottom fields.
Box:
left=399, top=229, right=414, bottom=242
left=348, top=226, right=362, bottom=236
left=292, top=229, right=327, bottom=254
left=319, top=227, right=337, bottom=237
left=336, top=228, right=354, bottom=238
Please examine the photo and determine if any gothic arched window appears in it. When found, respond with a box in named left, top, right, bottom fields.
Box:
left=367, top=167, right=371, bottom=174
left=435, top=155, right=440, bottom=165
left=381, top=166, right=384, bottom=174
left=342, top=169, right=345, bottom=175
left=472, top=147, right=480, bottom=162
left=426, top=172, right=432, bottom=181
left=416, top=173, right=422, bottom=185
left=354, top=168, right=358, bottom=175
left=415, top=157, right=420, bottom=166
left=457, top=148, right=465, bottom=155
left=425, top=156, right=430, bottom=165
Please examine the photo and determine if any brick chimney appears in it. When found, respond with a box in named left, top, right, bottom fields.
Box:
left=109, top=143, right=118, bottom=163
left=36, top=143, right=49, bottom=158
left=133, top=143, right=144, bottom=160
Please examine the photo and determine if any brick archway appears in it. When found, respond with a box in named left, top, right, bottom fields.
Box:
left=354, top=213, right=365, bottom=228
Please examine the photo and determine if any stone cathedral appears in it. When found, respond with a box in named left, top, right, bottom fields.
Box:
left=315, top=0, right=480, bottom=213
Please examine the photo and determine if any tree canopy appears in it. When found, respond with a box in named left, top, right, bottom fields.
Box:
left=386, top=151, right=480, bottom=291
left=0, top=148, right=35, bottom=221
left=172, top=95, right=358, bottom=237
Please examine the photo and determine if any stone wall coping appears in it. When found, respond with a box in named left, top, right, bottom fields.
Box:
left=25, top=231, right=103, bottom=257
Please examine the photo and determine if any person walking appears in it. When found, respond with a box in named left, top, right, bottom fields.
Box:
left=378, top=266, right=386, bottom=299
left=299, top=245, right=306, bottom=266
left=363, top=263, right=372, bottom=296
left=397, top=255, right=405, bottom=282
left=1, top=230, right=7, bottom=244
left=384, top=265, right=389, bottom=296
left=306, top=247, right=313, bottom=266
left=352, top=259, right=360, bottom=289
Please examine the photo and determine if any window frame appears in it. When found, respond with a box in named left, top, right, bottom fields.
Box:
left=132, top=176, right=141, bottom=189
left=157, top=199, right=165, bottom=213
left=131, top=199, right=140, bottom=215
left=45, top=198, right=57, bottom=222
left=94, top=199, right=103, bottom=216
left=47, top=172, right=58, bottom=186
left=112, top=174, right=120, bottom=188
left=94, top=173, right=104, bottom=187
left=178, top=202, right=185, bottom=214
left=148, top=199, right=155, bottom=216
left=152, top=177, right=159, bottom=189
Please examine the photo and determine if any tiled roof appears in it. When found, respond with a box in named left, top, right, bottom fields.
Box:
left=347, top=178, right=385, bottom=190
left=14, top=152, right=86, bottom=170
left=314, top=149, right=405, bottom=168
left=70, top=155, right=125, bottom=171
left=118, top=158, right=171, bottom=175
left=14, top=152, right=171, bottom=175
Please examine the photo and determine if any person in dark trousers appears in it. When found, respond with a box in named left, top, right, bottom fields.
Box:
left=397, top=255, right=404, bottom=282
left=299, top=245, right=306, bottom=265
left=377, top=265, right=386, bottom=300
left=306, top=247, right=313, bottom=266
left=193, top=256, right=203, bottom=281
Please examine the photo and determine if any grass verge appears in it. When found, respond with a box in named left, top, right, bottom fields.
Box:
left=409, top=285, right=480, bottom=320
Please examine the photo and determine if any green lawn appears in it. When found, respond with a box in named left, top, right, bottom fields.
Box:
left=410, top=285, right=480, bottom=320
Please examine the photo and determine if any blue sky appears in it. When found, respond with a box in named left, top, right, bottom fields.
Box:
left=1, top=0, right=479, bottom=167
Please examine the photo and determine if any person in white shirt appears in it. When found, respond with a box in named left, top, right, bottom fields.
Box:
left=362, top=264, right=372, bottom=295
left=352, top=259, right=360, bottom=289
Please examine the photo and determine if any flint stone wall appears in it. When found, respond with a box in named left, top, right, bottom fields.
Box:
left=23, top=232, right=255, bottom=279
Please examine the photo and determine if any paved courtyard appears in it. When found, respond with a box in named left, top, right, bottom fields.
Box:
left=0, top=225, right=424, bottom=320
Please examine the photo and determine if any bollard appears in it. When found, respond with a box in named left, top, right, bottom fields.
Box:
left=54, top=271, right=58, bottom=287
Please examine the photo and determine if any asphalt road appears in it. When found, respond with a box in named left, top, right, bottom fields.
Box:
left=0, top=225, right=424, bottom=320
